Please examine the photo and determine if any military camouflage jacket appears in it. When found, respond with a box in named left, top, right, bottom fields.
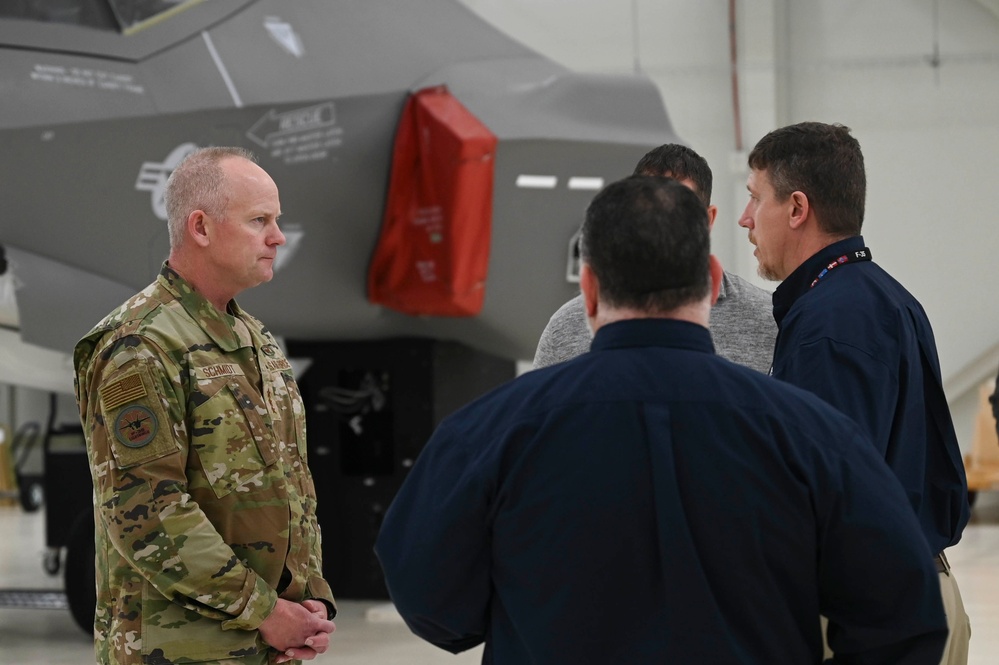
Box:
left=74, top=263, right=334, bottom=665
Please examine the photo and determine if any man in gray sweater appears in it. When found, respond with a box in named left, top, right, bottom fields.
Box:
left=533, top=144, right=776, bottom=373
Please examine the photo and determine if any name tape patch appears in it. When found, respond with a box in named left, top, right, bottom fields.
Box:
left=265, top=358, right=292, bottom=372
left=196, top=363, right=245, bottom=380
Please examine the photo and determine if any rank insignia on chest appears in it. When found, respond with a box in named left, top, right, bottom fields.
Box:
left=114, top=405, right=158, bottom=448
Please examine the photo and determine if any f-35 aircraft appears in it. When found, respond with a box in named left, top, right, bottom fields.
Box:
left=0, top=0, right=679, bottom=632
left=1, top=0, right=678, bottom=369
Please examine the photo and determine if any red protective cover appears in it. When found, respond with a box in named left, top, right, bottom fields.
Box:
left=367, top=86, right=498, bottom=316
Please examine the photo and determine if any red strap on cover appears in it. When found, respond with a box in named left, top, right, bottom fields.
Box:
left=367, top=86, right=498, bottom=316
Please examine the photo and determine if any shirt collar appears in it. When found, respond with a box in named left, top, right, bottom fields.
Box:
left=157, top=262, right=251, bottom=352
left=591, top=318, right=715, bottom=356
left=773, top=236, right=866, bottom=326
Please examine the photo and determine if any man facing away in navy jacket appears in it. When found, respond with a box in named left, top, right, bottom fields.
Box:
left=376, top=175, right=947, bottom=664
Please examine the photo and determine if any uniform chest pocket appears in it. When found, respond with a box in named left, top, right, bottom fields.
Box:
left=190, top=377, right=280, bottom=499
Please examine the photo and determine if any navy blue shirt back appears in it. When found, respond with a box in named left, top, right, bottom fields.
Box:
left=376, top=319, right=946, bottom=664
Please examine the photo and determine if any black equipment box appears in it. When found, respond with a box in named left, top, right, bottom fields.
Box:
left=287, top=337, right=515, bottom=599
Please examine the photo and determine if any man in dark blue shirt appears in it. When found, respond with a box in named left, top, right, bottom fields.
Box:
left=739, top=121, right=970, bottom=664
left=376, top=176, right=946, bottom=664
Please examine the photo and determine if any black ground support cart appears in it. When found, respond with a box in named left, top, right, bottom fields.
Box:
left=287, top=337, right=516, bottom=601
left=0, top=393, right=95, bottom=635
left=42, top=417, right=96, bottom=635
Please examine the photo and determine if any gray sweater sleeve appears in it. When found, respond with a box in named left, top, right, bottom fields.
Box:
left=710, top=272, right=777, bottom=374
left=532, top=295, right=592, bottom=369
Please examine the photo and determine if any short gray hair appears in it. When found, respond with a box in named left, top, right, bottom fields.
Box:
left=164, top=146, right=257, bottom=249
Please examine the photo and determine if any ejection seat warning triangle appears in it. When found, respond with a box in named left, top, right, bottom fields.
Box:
left=367, top=86, right=498, bottom=316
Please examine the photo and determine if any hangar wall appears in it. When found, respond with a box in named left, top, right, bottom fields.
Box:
left=459, top=0, right=999, bottom=453
left=2, top=1, right=997, bottom=455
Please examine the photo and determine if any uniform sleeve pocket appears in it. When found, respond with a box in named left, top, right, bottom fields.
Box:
left=99, top=367, right=177, bottom=469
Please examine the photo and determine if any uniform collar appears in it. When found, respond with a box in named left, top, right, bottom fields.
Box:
left=773, top=236, right=866, bottom=326
left=591, top=318, right=715, bottom=355
left=158, top=262, right=252, bottom=352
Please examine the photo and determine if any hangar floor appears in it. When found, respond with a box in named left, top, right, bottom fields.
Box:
left=0, top=505, right=482, bottom=665
left=1, top=497, right=997, bottom=664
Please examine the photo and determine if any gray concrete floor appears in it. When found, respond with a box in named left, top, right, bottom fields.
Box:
left=2, top=496, right=998, bottom=664
left=0, top=505, right=482, bottom=664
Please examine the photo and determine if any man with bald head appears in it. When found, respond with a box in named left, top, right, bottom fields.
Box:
left=74, top=147, right=336, bottom=665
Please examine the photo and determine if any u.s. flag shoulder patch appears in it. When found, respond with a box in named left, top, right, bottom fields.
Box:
left=99, top=371, right=147, bottom=410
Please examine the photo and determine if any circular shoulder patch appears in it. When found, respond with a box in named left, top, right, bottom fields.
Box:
left=114, top=405, right=159, bottom=449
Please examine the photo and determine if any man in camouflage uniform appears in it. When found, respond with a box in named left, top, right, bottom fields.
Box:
left=74, top=147, right=336, bottom=665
